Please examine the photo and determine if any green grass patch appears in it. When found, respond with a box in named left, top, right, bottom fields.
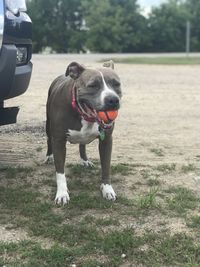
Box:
left=101, top=57, right=200, bottom=65
left=140, top=169, right=153, bottom=179
left=147, top=178, right=161, bottom=186
left=111, top=163, right=133, bottom=175
left=101, top=228, right=142, bottom=254
left=166, top=187, right=199, bottom=215
left=155, top=163, right=176, bottom=174
left=95, top=217, right=120, bottom=227
left=68, top=163, right=100, bottom=179
left=0, top=240, right=88, bottom=267
left=1, top=232, right=200, bottom=267
left=67, top=192, right=115, bottom=210
left=1, top=161, right=200, bottom=266
left=0, top=186, right=63, bottom=235
left=181, top=163, right=196, bottom=173
left=150, top=148, right=164, bottom=157
left=137, top=187, right=160, bottom=210
left=142, top=233, right=200, bottom=266
left=188, top=216, right=200, bottom=229
left=0, top=166, right=34, bottom=179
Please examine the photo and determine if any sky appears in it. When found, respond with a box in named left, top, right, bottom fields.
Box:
left=138, top=0, right=167, bottom=16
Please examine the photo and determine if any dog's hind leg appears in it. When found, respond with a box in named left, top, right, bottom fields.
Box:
left=79, top=144, right=94, bottom=167
left=45, top=114, right=54, bottom=164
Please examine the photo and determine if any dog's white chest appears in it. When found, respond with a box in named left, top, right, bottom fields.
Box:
left=67, top=120, right=100, bottom=144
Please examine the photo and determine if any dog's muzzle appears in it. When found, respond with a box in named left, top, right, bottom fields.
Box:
left=72, top=86, right=119, bottom=129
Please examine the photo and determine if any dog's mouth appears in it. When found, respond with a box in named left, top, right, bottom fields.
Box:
left=72, top=86, right=117, bottom=129
left=78, top=101, right=114, bottom=129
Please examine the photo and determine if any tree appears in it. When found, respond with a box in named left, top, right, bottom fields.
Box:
left=81, top=0, right=150, bottom=52
left=27, top=0, right=86, bottom=53
left=27, top=0, right=200, bottom=53
left=185, top=0, right=200, bottom=51
left=148, top=0, right=189, bottom=52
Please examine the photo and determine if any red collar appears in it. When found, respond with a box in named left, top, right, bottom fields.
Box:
left=71, top=84, right=96, bottom=123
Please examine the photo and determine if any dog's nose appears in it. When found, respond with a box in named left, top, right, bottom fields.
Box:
left=105, top=95, right=120, bottom=109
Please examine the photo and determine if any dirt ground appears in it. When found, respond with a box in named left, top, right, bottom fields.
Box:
left=2, top=55, right=200, bottom=188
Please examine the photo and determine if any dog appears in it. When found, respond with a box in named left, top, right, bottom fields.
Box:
left=45, top=61, right=122, bottom=204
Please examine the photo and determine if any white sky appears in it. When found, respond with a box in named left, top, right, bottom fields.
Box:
left=138, top=0, right=166, bottom=8
left=138, top=0, right=167, bottom=16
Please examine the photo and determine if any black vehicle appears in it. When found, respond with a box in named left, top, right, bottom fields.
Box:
left=0, top=0, right=32, bottom=125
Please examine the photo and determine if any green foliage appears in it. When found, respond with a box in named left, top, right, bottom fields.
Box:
left=155, top=163, right=176, bottom=174
left=81, top=0, right=149, bottom=52
left=27, top=0, right=86, bottom=53
left=138, top=187, right=159, bottom=209
left=148, top=0, right=190, bottom=52
left=166, top=187, right=199, bottom=214
left=27, top=0, right=200, bottom=53
left=185, top=0, right=200, bottom=51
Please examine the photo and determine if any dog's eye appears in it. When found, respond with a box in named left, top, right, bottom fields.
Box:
left=111, top=79, right=121, bottom=87
left=87, top=82, right=99, bottom=89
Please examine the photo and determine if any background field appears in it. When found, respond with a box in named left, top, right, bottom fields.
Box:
left=0, top=54, right=200, bottom=266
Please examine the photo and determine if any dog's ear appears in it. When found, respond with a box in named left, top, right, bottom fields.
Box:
left=65, top=62, right=85, bottom=79
left=103, top=60, right=114, bottom=70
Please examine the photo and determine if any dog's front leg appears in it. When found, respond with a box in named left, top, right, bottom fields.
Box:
left=99, top=133, right=116, bottom=201
left=79, top=144, right=94, bottom=167
left=52, top=137, right=70, bottom=204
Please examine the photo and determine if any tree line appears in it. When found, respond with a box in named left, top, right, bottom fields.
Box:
left=27, top=0, right=200, bottom=53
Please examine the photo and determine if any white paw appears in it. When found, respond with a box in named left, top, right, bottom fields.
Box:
left=55, top=173, right=70, bottom=205
left=55, top=190, right=70, bottom=205
left=45, top=154, right=54, bottom=164
left=100, top=184, right=116, bottom=201
left=80, top=159, right=94, bottom=168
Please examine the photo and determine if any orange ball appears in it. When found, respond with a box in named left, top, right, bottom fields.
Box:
left=98, top=110, right=118, bottom=123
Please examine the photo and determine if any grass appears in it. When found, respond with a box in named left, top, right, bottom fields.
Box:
left=147, top=178, right=161, bottom=187
left=155, top=163, right=176, bottom=174
left=181, top=163, right=196, bottom=173
left=100, top=56, right=200, bottom=65
left=0, top=166, right=34, bottom=179
left=111, top=163, right=133, bottom=175
left=150, top=148, right=164, bottom=157
left=166, top=187, right=199, bottom=215
left=1, top=162, right=200, bottom=266
left=188, top=216, right=200, bottom=229
left=137, top=187, right=160, bottom=209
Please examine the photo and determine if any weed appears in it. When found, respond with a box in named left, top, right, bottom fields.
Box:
left=166, top=187, right=199, bottom=215
left=0, top=241, right=86, bottom=267
left=68, top=192, right=114, bottom=210
left=150, top=148, right=164, bottom=157
left=68, top=163, right=100, bottom=179
left=155, top=163, right=176, bottom=174
left=137, top=187, right=159, bottom=209
left=101, top=228, right=142, bottom=255
left=147, top=178, right=161, bottom=186
left=111, top=163, right=132, bottom=175
left=0, top=166, right=34, bottom=179
left=36, top=146, right=43, bottom=152
left=140, top=169, right=151, bottom=179
left=95, top=217, right=120, bottom=227
left=188, top=216, right=200, bottom=229
left=181, top=164, right=196, bottom=173
left=142, top=233, right=200, bottom=266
